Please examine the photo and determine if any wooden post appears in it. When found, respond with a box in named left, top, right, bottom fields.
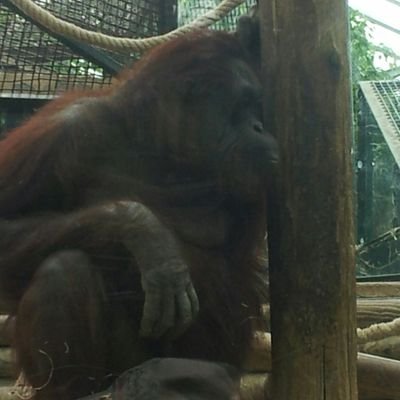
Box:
left=259, top=0, right=358, bottom=399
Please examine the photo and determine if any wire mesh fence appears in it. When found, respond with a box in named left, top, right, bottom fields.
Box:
left=0, top=4, right=112, bottom=96
left=0, top=0, right=174, bottom=97
left=0, top=0, right=253, bottom=99
left=179, top=0, right=254, bottom=30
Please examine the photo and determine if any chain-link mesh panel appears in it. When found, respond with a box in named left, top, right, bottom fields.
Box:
left=0, top=0, right=171, bottom=97
left=178, top=0, right=254, bottom=30
left=0, top=0, right=253, bottom=98
left=0, top=5, right=112, bottom=96
left=42, top=0, right=161, bottom=38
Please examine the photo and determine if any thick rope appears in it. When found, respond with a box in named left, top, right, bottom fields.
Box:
left=357, top=316, right=400, bottom=345
left=9, top=0, right=246, bottom=53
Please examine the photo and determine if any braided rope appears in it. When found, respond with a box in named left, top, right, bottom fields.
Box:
left=9, top=0, right=246, bottom=53
left=358, top=316, right=400, bottom=345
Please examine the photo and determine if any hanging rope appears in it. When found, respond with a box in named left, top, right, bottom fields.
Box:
left=9, top=0, right=246, bottom=53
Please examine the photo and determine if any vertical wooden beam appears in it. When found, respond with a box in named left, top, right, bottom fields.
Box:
left=259, top=0, right=358, bottom=399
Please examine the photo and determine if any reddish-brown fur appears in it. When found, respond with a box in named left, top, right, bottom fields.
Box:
left=0, top=29, right=275, bottom=399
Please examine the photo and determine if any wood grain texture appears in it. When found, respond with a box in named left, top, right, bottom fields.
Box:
left=259, top=0, right=357, bottom=398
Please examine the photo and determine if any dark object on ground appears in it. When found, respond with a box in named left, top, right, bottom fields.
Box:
left=79, top=358, right=240, bottom=400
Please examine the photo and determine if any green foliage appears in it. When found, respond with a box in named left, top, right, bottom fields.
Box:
left=350, top=8, right=400, bottom=82
left=350, top=9, right=382, bottom=81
